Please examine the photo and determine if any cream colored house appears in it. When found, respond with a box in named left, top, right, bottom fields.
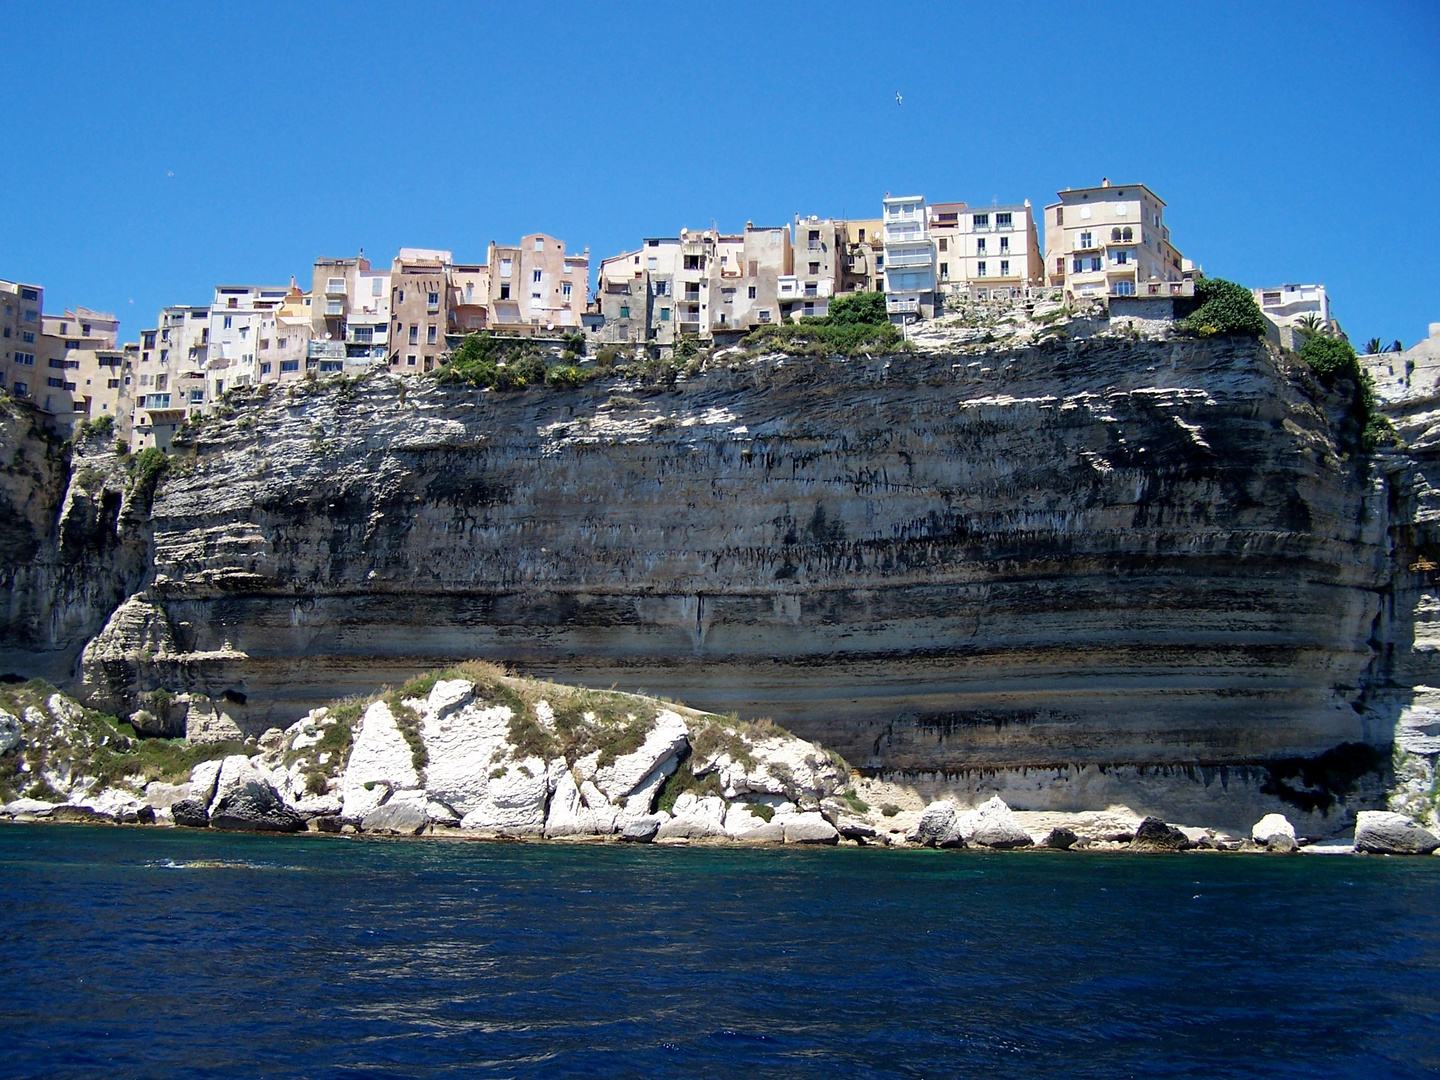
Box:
left=486, top=234, right=587, bottom=334
left=1044, top=179, right=1185, bottom=300
left=1, top=279, right=43, bottom=404
left=841, top=219, right=883, bottom=294
left=932, top=201, right=1044, bottom=301
left=390, top=248, right=452, bottom=373
left=38, top=307, right=122, bottom=427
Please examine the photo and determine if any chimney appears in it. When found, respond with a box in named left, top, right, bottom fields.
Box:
left=1101, top=178, right=1110, bottom=187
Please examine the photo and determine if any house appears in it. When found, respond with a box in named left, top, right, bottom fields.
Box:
left=485, top=234, right=588, bottom=335
left=779, top=216, right=844, bottom=321
left=310, top=256, right=388, bottom=375
left=0, top=279, right=43, bottom=404
left=1043, top=179, right=1186, bottom=300
left=207, top=284, right=290, bottom=396
left=882, top=195, right=937, bottom=319
left=841, top=220, right=883, bottom=294
left=933, top=201, right=1044, bottom=301
left=389, top=248, right=452, bottom=373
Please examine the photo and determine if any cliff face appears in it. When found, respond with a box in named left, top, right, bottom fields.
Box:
left=0, top=408, right=148, bottom=682
left=60, top=334, right=1397, bottom=829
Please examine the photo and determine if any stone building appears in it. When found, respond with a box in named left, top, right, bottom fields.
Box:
left=932, top=201, right=1044, bottom=301
left=1043, top=179, right=1186, bottom=300
left=485, top=234, right=587, bottom=334
left=594, top=248, right=648, bottom=347
left=779, top=216, right=844, bottom=321
left=37, top=307, right=124, bottom=429
left=0, top=278, right=43, bottom=404
left=207, top=284, right=290, bottom=396
left=389, top=248, right=452, bottom=373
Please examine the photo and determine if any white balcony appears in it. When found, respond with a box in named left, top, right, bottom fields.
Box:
left=883, top=247, right=934, bottom=269
left=886, top=297, right=920, bottom=313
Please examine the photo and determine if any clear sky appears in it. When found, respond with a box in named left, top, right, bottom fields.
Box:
left=3, top=1, right=1437, bottom=348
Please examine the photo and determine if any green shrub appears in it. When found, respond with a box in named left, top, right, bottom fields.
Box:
left=1300, top=335, right=1392, bottom=452
left=1177, top=277, right=1267, bottom=338
left=436, top=332, right=547, bottom=389
left=130, top=446, right=170, bottom=507
left=745, top=319, right=900, bottom=356
left=544, top=364, right=588, bottom=388
left=77, top=414, right=114, bottom=440
left=595, top=345, right=621, bottom=368
left=827, top=290, right=887, bottom=325
left=564, top=332, right=586, bottom=357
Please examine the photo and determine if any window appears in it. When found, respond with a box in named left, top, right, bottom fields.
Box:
left=280, top=359, right=300, bottom=373
left=748, top=286, right=757, bottom=299
left=20, top=288, right=37, bottom=301
left=939, top=263, right=949, bottom=281
left=858, top=228, right=866, bottom=242
left=407, top=355, right=417, bottom=366
left=938, top=238, right=948, bottom=252
left=1078, top=231, right=1093, bottom=249
left=239, top=326, right=248, bottom=339
left=875, top=256, right=883, bottom=269
left=427, top=326, right=437, bottom=344
left=647, top=257, right=658, bottom=270
left=660, top=308, right=671, bottom=321
left=14, top=352, right=34, bottom=365
left=683, top=255, right=701, bottom=270
left=258, top=338, right=269, bottom=351
left=1111, top=228, right=1122, bottom=243
left=190, top=389, right=205, bottom=403
left=59, top=323, right=68, bottom=335
left=372, top=277, right=383, bottom=296
left=398, top=289, right=405, bottom=303
left=619, top=304, right=630, bottom=319
left=427, top=291, right=439, bottom=307
left=108, top=379, right=120, bottom=389
left=1089, top=256, right=1102, bottom=272
left=562, top=282, right=572, bottom=299
left=409, top=325, right=418, bottom=344
left=809, top=262, right=820, bottom=274
left=81, top=323, right=91, bottom=336
left=1113, top=250, right=1129, bottom=265
left=532, top=270, right=542, bottom=283
left=12, top=382, right=25, bottom=395
left=996, top=212, right=1012, bottom=228
left=999, top=237, right=1009, bottom=253
left=48, top=377, right=65, bottom=388
left=1000, top=260, right=1010, bottom=276
left=1122, top=227, right=1133, bottom=241
left=1056, top=257, right=1065, bottom=275
left=1113, top=280, right=1136, bottom=296
left=973, top=213, right=989, bottom=229
left=976, top=238, right=986, bottom=254
left=758, top=309, right=771, bottom=322
left=534, top=237, right=545, bottom=252
left=500, top=284, right=511, bottom=300
left=976, top=261, right=987, bottom=277
left=531, top=292, right=542, bottom=301
left=259, top=362, right=272, bottom=375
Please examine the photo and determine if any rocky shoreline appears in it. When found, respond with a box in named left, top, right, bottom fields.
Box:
left=3, top=671, right=1436, bottom=857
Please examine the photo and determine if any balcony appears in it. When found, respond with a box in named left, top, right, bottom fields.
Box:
left=307, top=340, right=345, bottom=359
left=883, top=247, right=934, bottom=269
left=325, top=281, right=347, bottom=297
left=886, top=297, right=920, bottom=314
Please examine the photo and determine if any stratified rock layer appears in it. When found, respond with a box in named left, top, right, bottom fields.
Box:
left=76, top=338, right=1391, bottom=811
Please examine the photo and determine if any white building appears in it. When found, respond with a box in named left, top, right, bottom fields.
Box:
left=1254, top=284, right=1330, bottom=327
left=208, top=284, right=290, bottom=397
left=882, top=195, right=937, bottom=319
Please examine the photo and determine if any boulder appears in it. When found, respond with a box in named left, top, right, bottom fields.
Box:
left=1129, top=816, right=1192, bottom=852
left=83, top=788, right=146, bottom=821
left=256, top=727, right=286, bottom=755
left=656, top=793, right=728, bottom=840
left=1266, top=833, right=1298, bottom=853
left=361, top=794, right=429, bottom=836
left=593, top=709, right=690, bottom=805
left=457, top=756, right=551, bottom=834
left=724, top=802, right=786, bottom=842
left=341, top=700, right=421, bottom=820
left=210, top=780, right=305, bottom=832
left=0, top=708, right=23, bottom=753
left=144, top=781, right=192, bottom=809
left=1251, top=814, right=1296, bottom=846
left=4, top=798, right=57, bottom=818
left=545, top=771, right=618, bottom=837
left=1043, top=827, right=1080, bottom=850
left=419, top=693, right=525, bottom=820
left=618, top=814, right=664, bottom=842
left=965, top=796, right=1033, bottom=849
left=1354, top=810, right=1440, bottom=855
left=189, top=759, right=223, bottom=807
left=913, top=801, right=957, bottom=846
left=835, top=815, right=878, bottom=840
left=50, top=805, right=112, bottom=824
left=426, top=678, right=475, bottom=718
left=170, top=799, right=210, bottom=828
left=783, top=812, right=840, bottom=845
left=135, top=805, right=156, bottom=825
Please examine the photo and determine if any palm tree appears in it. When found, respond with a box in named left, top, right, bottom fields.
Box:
left=1390, top=340, right=1404, bottom=353
left=1365, top=337, right=1384, bottom=355
left=1296, top=313, right=1324, bottom=339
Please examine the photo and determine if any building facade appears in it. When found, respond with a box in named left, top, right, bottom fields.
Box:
left=1043, top=180, right=1185, bottom=300
left=390, top=249, right=452, bottom=373
left=882, top=195, right=937, bottom=319
left=1, top=279, right=44, bottom=404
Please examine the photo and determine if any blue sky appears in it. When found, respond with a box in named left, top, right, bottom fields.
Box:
left=3, top=1, right=1437, bottom=347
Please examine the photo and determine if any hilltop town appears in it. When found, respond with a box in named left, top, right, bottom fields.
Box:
left=2, top=179, right=1357, bottom=450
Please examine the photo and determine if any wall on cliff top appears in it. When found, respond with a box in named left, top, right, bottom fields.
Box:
left=69, top=334, right=1394, bottom=805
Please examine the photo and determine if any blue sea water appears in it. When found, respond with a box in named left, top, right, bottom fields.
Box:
left=0, top=826, right=1437, bottom=1079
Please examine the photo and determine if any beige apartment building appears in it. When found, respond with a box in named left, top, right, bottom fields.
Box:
left=133, top=304, right=208, bottom=449
left=266, top=284, right=312, bottom=383
left=38, top=307, right=122, bottom=426
left=1, top=279, right=44, bottom=404
left=931, top=201, right=1044, bottom=301
left=779, top=216, right=845, bottom=321
left=310, top=255, right=387, bottom=374
left=841, top=220, right=883, bottom=294
left=449, top=264, right=490, bottom=335
left=595, top=248, right=648, bottom=346
left=486, top=234, right=588, bottom=334
left=390, top=248, right=452, bottom=372
left=1044, top=180, right=1186, bottom=300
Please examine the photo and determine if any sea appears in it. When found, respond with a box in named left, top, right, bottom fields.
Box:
left=1, top=826, right=1436, bottom=1079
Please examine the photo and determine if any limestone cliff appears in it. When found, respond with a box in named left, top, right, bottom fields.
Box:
left=51, top=332, right=1401, bottom=829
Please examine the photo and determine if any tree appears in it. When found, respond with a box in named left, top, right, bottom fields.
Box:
left=1390, top=340, right=1404, bottom=353
left=1177, top=277, right=1267, bottom=338
left=826, top=290, right=888, bottom=326
left=1296, top=312, right=1324, bottom=339
left=1364, top=337, right=1384, bottom=355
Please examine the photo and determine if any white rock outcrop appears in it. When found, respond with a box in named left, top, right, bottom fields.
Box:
left=656, top=793, right=728, bottom=840
left=1354, top=810, right=1440, bottom=855
left=1251, top=813, right=1297, bottom=846
left=593, top=709, right=688, bottom=810
left=0, top=709, right=22, bottom=753
left=340, top=700, right=421, bottom=820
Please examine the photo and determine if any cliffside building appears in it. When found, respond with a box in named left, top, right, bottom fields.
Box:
left=882, top=195, right=937, bottom=319
left=841, top=220, right=883, bottom=294
left=932, top=201, right=1044, bottom=301
left=38, top=307, right=122, bottom=427
left=0, top=279, right=43, bottom=405
left=1044, top=180, right=1186, bottom=300
left=207, top=284, right=290, bottom=396
left=390, top=248, right=452, bottom=373
left=485, top=234, right=588, bottom=334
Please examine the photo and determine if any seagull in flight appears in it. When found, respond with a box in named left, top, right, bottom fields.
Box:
left=895, top=91, right=903, bottom=106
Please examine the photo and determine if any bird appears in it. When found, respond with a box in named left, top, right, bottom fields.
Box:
left=895, top=91, right=903, bottom=106
left=166, top=171, right=174, bottom=178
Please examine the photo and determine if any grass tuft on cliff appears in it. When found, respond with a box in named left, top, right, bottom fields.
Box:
left=743, top=292, right=901, bottom=357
